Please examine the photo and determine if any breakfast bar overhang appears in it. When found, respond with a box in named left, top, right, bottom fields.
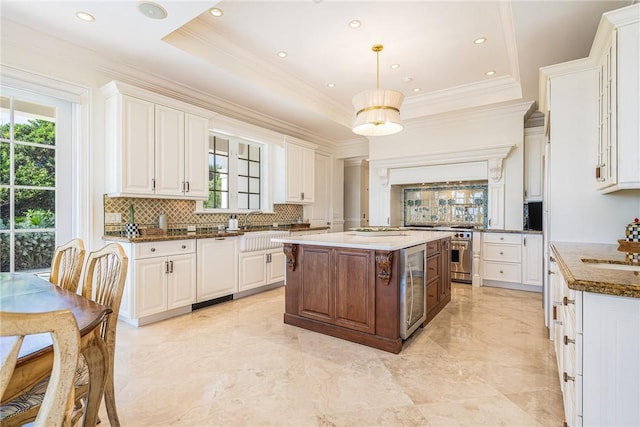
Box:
left=272, top=230, right=453, bottom=353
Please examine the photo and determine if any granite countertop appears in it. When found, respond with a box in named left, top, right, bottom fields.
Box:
left=103, top=226, right=330, bottom=243
left=402, top=226, right=542, bottom=235
left=272, top=230, right=454, bottom=251
left=551, top=242, right=640, bottom=298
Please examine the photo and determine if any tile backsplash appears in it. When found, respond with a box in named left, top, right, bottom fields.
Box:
left=103, top=196, right=303, bottom=234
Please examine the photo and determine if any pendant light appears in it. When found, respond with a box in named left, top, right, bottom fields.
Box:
left=352, top=44, right=404, bottom=136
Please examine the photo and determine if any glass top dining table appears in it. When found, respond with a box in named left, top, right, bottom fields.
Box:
left=0, top=272, right=112, bottom=426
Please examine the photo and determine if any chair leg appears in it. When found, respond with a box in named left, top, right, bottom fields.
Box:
left=104, top=371, right=120, bottom=427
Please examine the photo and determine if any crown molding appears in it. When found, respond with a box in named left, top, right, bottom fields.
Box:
left=369, top=144, right=514, bottom=170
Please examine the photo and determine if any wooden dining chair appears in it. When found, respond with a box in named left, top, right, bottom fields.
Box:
left=50, top=238, right=86, bottom=293
left=74, top=243, right=128, bottom=427
left=0, top=310, right=80, bottom=427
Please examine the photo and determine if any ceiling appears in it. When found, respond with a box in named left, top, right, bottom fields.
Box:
left=0, top=0, right=633, bottom=145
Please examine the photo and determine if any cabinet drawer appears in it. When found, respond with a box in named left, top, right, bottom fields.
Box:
left=426, top=240, right=440, bottom=257
left=483, top=233, right=521, bottom=244
left=483, top=261, right=521, bottom=282
left=426, top=256, right=440, bottom=279
left=135, top=240, right=196, bottom=259
left=482, top=243, right=521, bottom=262
left=426, top=279, right=439, bottom=312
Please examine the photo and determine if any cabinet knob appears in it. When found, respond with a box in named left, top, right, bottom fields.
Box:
left=563, top=296, right=575, bottom=306
left=150, top=248, right=156, bottom=252
left=499, top=270, right=504, bottom=274
left=563, top=372, right=575, bottom=383
left=500, top=237, right=504, bottom=240
left=548, top=270, right=555, bottom=275
left=564, top=335, right=575, bottom=345
left=182, top=245, right=187, bottom=249
left=499, top=251, right=504, bottom=255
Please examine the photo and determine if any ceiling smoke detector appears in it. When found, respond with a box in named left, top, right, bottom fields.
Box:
left=138, top=2, right=168, bottom=20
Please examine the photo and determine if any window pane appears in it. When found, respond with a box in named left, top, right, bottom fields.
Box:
left=219, top=174, right=228, bottom=192
left=0, top=233, right=8, bottom=271
left=249, top=194, right=260, bottom=210
left=249, top=177, right=260, bottom=193
left=238, top=176, right=248, bottom=193
left=249, top=145, right=260, bottom=162
left=0, top=188, right=9, bottom=229
left=238, top=142, right=248, bottom=160
left=14, top=105, right=56, bottom=146
left=214, top=156, right=228, bottom=174
left=0, top=142, right=8, bottom=184
left=14, top=144, right=55, bottom=187
left=15, top=189, right=55, bottom=229
left=214, top=137, right=228, bottom=155
left=238, top=159, right=248, bottom=176
left=249, top=161, right=259, bottom=177
left=14, top=231, right=55, bottom=271
left=237, top=194, right=248, bottom=210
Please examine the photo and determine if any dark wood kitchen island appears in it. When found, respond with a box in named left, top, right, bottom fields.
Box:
left=272, top=230, right=452, bottom=353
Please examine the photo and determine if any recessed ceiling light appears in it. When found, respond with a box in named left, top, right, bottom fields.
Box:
left=349, top=20, right=361, bottom=29
left=390, top=64, right=400, bottom=70
left=327, top=83, right=336, bottom=88
left=485, top=70, right=496, bottom=76
left=209, top=8, right=223, bottom=17
left=474, top=37, right=487, bottom=44
left=277, top=51, right=288, bottom=58
left=138, top=2, right=167, bottom=20
left=413, top=88, right=421, bottom=93
left=76, top=11, right=95, bottom=22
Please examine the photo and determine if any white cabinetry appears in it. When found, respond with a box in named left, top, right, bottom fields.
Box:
left=487, top=183, right=504, bottom=229
left=551, top=261, right=640, bottom=427
left=238, top=248, right=285, bottom=292
left=304, top=152, right=331, bottom=228
left=119, top=239, right=196, bottom=326
left=592, top=6, right=639, bottom=192
left=524, top=126, right=544, bottom=201
left=196, top=237, right=238, bottom=301
left=521, top=234, right=543, bottom=287
left=481, top=232, right=542, bottom=289
left=102, top=81, right=210, bottom=199
left=274, top=140, right=316, bottom=204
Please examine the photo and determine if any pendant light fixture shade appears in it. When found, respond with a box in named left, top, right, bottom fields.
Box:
left=352, top=44, right=404, bottom=136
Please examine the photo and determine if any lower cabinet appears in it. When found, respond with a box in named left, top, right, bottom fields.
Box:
left=550, top=253, right=640, bottom=427
left=238, top=247, right=285, bottom=292
left=425, top=238, right=451, bottom=323
left=197, top=237, right=238, bottom=301
left=481, top=232, right=542, bottom=289
left=119, top=239, right=196, bottom=326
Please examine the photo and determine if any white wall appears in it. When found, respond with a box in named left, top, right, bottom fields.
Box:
left=367, top=102, right=532, bottom=230
left=548, top=69, right=640, bottom=243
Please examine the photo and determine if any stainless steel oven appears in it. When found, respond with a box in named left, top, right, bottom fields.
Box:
left=451, top=231, right=472, bottom=283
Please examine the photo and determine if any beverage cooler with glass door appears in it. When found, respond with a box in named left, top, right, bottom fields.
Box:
left=399, top=244, right=427, bottom=339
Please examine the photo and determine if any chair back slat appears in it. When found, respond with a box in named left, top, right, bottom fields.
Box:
left=50, top=239, right=85, bottom=293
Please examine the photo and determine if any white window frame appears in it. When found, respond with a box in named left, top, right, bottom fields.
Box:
left=195, top=132, right=274, bottom=214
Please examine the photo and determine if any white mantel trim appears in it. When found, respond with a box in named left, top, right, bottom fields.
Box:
left=368, top=144, right=514, bottom=171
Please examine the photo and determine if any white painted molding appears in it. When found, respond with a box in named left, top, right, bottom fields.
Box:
left=369, top=144, right=514, bottom=170
left=488, top=158, right=504, bottom=182
left=211, top=114, right=285, bottom=147
left=336, top=139, right=369, bottom=159
left=284, top=135, right=318, bottom=150
left=377, top=167, right=389, bottom=187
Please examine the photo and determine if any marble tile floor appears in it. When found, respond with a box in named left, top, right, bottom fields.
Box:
left=98, top=284, right=564, bottom=426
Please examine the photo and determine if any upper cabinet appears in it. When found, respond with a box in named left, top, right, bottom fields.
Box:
left=102, top=81, right=212, bottom=199
left=273, top=137, right=316, bottom=204
left=524, top=126, right=544, bottom=201
left=593, top=6, right=639, bottom=193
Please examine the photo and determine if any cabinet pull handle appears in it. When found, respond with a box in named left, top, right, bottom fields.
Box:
left=563, top=372, right=575, bottom=382
left=182, top=181, right=185, bottom=192
left=552, top=305, right=557, bottom=320
left=170, top=260, right=174, bottom=273
left=150, top=248, right=156, bottom=252
left=152, top=178, right=156, bottom=191
left=563, top=296, right=575, bottom=306
left=523, top=238, right=527, bottom=246
left=186, top=181, right=190, bottom=192
left=564, top=335, right=575, bottom=345
left=165, top=261, right=170, bottom=274
left=301, top=192, right=304, bottom=200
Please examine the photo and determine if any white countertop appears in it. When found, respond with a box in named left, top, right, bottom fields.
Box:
left=271, top=230, right=454, bottom=251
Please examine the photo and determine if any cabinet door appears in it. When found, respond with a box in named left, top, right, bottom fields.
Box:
left=155, top=104, right=185, bottom=197
left=304, top=152, right=329, bottom=227
left=488, top=183, right=504, bottom=229
left=120, top=95, right=155, bottom=195
left=238, top=251, right=268, bottom=291
left=333, top=248, right=375, bottom=333
left=522, top=235, right=543, bottom=287
left=134, top=257, right=167, bottom=318
left=300, top=146, right=315, bottom=202
left=197, top=238, right=238, bottom=301
left=166, top=253, right=196, bottom=310
left=524, top=127, right=545, bottom=201
left=184, top=114, right=209, bottom=199
left=267, top=249, right=285, bottom=284
left=440, top=239, right=451, bottom=299
left=285, top=144, right=303, bottom=202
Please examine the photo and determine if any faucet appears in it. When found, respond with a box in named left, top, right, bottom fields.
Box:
left=243, top=211, right=262, bottom=230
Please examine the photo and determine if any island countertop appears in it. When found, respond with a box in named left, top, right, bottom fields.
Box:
left=272, top=230, right=454, bottom=251
left=551, top=242, right=640, bottom=298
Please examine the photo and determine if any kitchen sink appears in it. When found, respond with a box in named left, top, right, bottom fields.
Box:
left=239, top=230, right=289, bottom=252
left=582, top=260, right=640, bottom=272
